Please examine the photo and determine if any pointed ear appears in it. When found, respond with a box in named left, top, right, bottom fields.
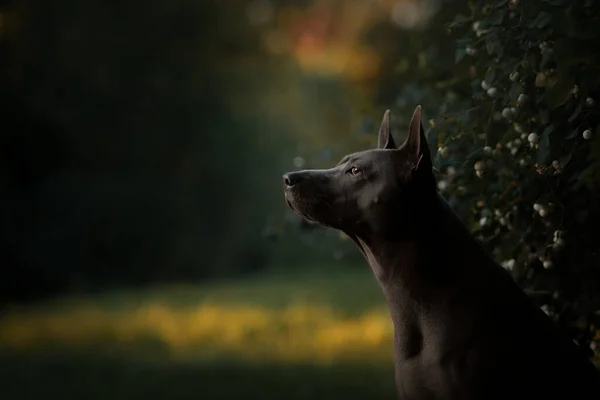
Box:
left=377, top=109, right=397, bottom=149
left=402, top=105, right=432, bottom=170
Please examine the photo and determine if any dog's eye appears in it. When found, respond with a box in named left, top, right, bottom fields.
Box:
left=350, top=166, right=362, bottom=176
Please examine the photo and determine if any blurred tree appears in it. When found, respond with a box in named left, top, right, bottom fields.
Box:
left=0, top=0, right=295, bottom=301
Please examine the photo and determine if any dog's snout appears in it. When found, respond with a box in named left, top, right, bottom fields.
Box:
left=283, top=172, right=303, bottom=187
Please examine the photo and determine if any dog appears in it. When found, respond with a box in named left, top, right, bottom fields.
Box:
left=282, top=106, right=600, bottom=399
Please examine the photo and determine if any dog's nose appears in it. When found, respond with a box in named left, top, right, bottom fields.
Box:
left=283, top=172, right=303, bottom=187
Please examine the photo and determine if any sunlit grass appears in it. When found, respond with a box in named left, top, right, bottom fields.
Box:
left=0, top=302, right=393, bottom=364
left=0, top=268, right=394, bottom=365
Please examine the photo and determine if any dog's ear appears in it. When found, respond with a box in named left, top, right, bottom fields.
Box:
left=377, top=110, right=397, bottom=149
left=402, top=105, right=431, bottom=171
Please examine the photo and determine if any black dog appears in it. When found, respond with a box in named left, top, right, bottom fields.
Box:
left=283, top=106, right=600, bottom=399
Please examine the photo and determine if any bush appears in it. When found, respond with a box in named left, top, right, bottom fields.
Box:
left=392, top=0, right=600, bottom=359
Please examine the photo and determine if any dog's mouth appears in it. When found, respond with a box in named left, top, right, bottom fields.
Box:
left=284, top=191, right=308, bottom=216
left=285, top=191, right=318, bottom=222
left=284, top=190, right=336, bottom=229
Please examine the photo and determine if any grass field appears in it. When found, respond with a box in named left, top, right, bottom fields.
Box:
left=0, top=267, right=399, bottom=399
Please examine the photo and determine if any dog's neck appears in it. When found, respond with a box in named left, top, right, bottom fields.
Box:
left=354, top=193, right=493, bottom=358
left=358, top=193, right=483, bottom=283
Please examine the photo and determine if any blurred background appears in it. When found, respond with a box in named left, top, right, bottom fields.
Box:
left=1, top=0, right=599, bottom=399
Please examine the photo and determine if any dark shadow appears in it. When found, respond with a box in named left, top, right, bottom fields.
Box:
left=0, top=351, right=396, bottom=400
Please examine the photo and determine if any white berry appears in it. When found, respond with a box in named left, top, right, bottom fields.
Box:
left=586, top=97, right=595, bottom=106
left=553, top=238, right=565, bottom=250
left=583, top=129, right=593, bottom=140
left=509, top=71, right=519, bottom=82
left=466, top=46, right=476, bottom=56
left=484, top=146, right=492, bottom=153
left=437, top=180, right=449, bottom=191
left=517, top=94, right=528, bottom=104
left=501, top=108, right=512, bottom=119
left=543, top=260, right=553, bottom=269
left=502, top=259, right=516, bottom=271
left=487, top=87, right=498, bottom=97
left=539, top=207, right=549, bottom=218
left=541, top=304, right=551, bottom=315
left=481, top=80, right=490, bottom=90
left=528, top=132, right=539, bottom=144
left=533, top=203, right=541, bottom=211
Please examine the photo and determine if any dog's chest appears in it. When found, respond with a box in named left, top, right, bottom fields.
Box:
left=384, top=287, right=505, bottom=399
left=391, top=340, right=500, bottom=400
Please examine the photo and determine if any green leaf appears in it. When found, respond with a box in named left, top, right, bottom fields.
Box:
left=525, top=53, right=539, bottom=73
left=535, top=72, right=548, bottom=87
left=509, top=83, right=523, bottom=101
left=530, top=11, right=552, bottom=29
left=448, top=14, right=472, bottom=29
left=540, top=50, right=555, bottom=70
left=553, top=38, right=576, bottom=68
left=542, top=124, right=555, bottom=137
left=559, top=153, right=572, bottom=168
left=543, top=74, right=575, bottom=109
left=489, top=11, right=505, bottom=25
left=485, top=67, right=496, bottom=84
left=454, top=13, right=472, bottom=23
left=455, top=48, right=467, bottom=63
left=537, top=128, right=552, bottom=163
left=591, top=125, right=600, bottom=158
left=567, top=128, right=580, bottom=139
left=486, top=39, right=501, bottom=55
left=456, top=38, right=473, bottom=47
left=465, top=148, right=484, bottom=160
left=538, top=109, right=550, bottom=125
left=577, top=209, right=589, bottom=224
left=564, top=14, right=599, bottom=38
left=568, top=104, right=582, bottom=123
left=395, top=58, right=410, bottom=74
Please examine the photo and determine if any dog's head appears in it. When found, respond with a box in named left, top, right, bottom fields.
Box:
left=283, top=106, right=436, bottom=240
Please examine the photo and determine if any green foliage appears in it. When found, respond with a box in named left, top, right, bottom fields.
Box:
left=400, top=0, right=600, bottom=358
